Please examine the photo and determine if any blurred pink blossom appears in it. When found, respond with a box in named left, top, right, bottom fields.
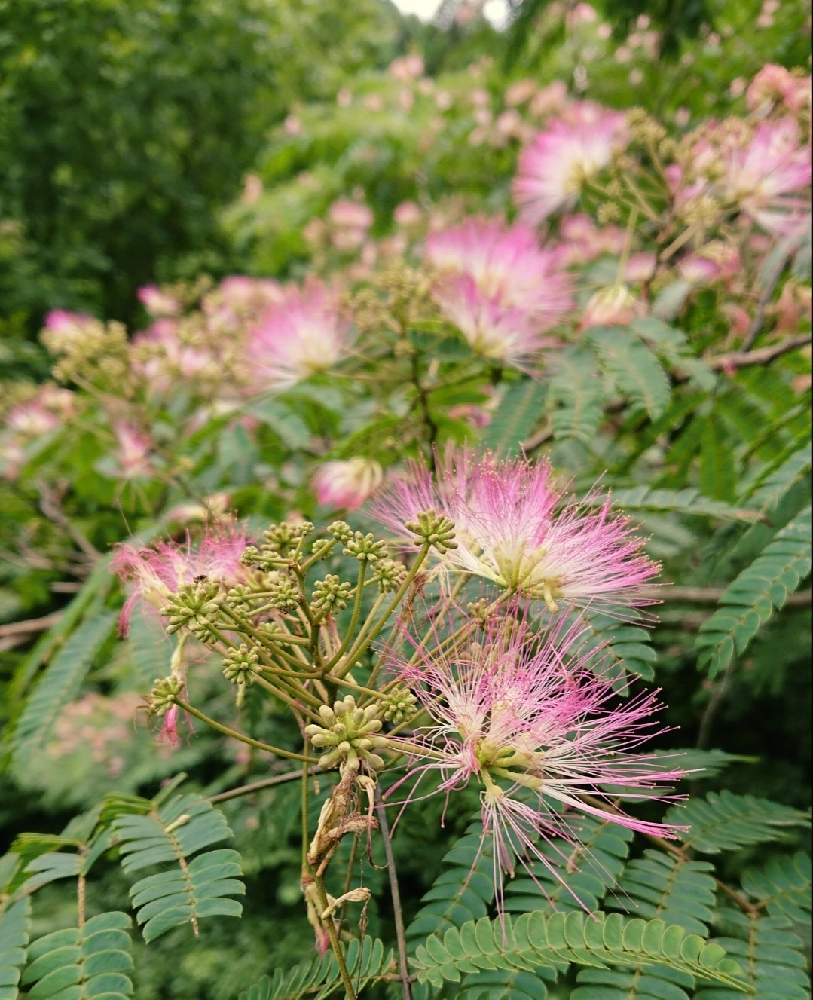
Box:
left=514, top=102, right=629, bottom=222
left=312, top=458, right=384, bottom=511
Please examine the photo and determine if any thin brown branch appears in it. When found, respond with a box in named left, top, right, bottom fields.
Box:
left=0, top=612, right=63, bottom=639
left=209, top=768, right=309, bottom=803
left=375, top=787, right=412, bottom=1000
left=707, top=334, right=811, bottom=372
left=716, top=877, right=760, bottom=917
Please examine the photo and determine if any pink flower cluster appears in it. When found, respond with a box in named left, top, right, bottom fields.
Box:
left=372, top=448, right=658, bottom=614
left=312, top=458, right=383, bottom=511
left=514, top=101, right=629, bottom=223
left=113, top=525, right=249, bottom=635
left=425, top=219, right=572, bottom=366
left=387, top=617, right=682, bottom=904
left=1, top=385, right=76, bottom=480
left=246, top=280, right=351, bottom=391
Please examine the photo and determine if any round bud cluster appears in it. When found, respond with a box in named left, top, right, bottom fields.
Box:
left=147, top=675, right=184, bottom=717
left=262, top=573, right=300, bottom=612
left=304, top=696, right=388, bottom=772
left=240, top=545, right=284, bottom=573
left=372, top=558, right=408, bottom=593
left=328, top=521, right=353, bottom=543
left=311, top=575, right=353, bottom=620
left=467, top=598, right=492, bottom=624
left=343, top=531, right=388, bottom=563
left=255, top=622, right=291, bottom=644
left=597, top=202, right=622, bottom=224
left=381, top=685, right=417, bottom=724
left=162, top=581, right=222, bottom=641
left=264, top=520, right=313, bottom=556
left=405, top=510, right=457, bottom=553
left=44, top=319, right=130, bottom=390
left=679, top=194, right=722, bottom=230
left=222, top=644, right=260, bottom=686
left=225, top=582, right=264, bottom=610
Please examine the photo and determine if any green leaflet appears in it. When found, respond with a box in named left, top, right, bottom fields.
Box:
left=696, top=504, right=812, bottom=676
left=588, top=327, right=671, bottom=420
left=20, top=911, right=133, bottom=1000
left=503, top=815, right=632, bottom=917
left=447, top=969, right=550, bottom=998
left=10, top=611, right=117, bottom=777
left=482, top=379, right=547, bottom=456
left=405, top=823, right=495, bottom=945
left=411, top=911, right=746, bottom=991
left=0, top=898, right=30, bottom=1000
left=694, top=908, right=811, bottom=1000
left=607, top=850, right=716, bottom=937
left=584, top=486, right=761, bottom=522
left=111, top=793, right=245, bottom=943
left=666, top=791, right=810, bottom=854
left=238, top=937, right=390, bottom=1000
left=740, top=851, right=811, bottom=926
left=548, top=347, right=604, bottom=443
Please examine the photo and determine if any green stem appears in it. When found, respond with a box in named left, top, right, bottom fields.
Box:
left=333, top=545, right=430, bottom=680
left=252, top=673, right=321, bottom=718
left=301, top=751, right=310, bottom=872
left=174, top=698, right=315, bottom=763
left=382, top=737, right=447, bottom=761
left=324, top=561, right=368, bottom=672
left=312, top=873, right=358, bottom=1000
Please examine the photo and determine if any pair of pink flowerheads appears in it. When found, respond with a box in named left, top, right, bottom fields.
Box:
left=116, top=450, right=683, bottom=904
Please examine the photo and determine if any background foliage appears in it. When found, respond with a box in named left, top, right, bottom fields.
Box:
left=0, top=1, right=810, bottom=998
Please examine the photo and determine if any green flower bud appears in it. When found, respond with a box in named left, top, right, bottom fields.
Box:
left=373, top=558, right=408, bottom=593
left=304, top=695, right=388, bottom=772
left=161, top=581, right=222, bottom=641
left=328, top=520, right=353, bottom=543
left=381, top=685, right=417, bottom=724
left=148, top=675, right=184, bottom=717
left=222, top=644, right=259, bottom=686
left=264, top=573, right=300, bottom=612
left=263, top=520, right=313, bottom=555
left=311, top=574, right=353, bottom=620
left=405, top=510, right=457, bottom=553
left=344, top=531, right=387, bottom=563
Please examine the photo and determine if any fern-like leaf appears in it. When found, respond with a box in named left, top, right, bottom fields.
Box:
left=608, top=850, right=716, bottom=936
left=11, top=612, right=116, bottom=775
left=666, top=791, right=810, bottom=854
left=631, top=316, right=716, bottom=390
left=572, top=964, right=700, bottom=1000
left=20, top=911, right=133, bottom=999
left=586, top=487, right=760, bottom=522
left=696, top=504, right=812, bottom=676
left=562, top=610, right=656, bottom=685
left=588, top=327, right=671, bottom=420
left=411, top=911, right=745, bottom=990
left=503, top=815, right=633, bottom=917
left=548, top=347, right=604, bottom=443
left=405, top=822, right=495, bottom=944
left=111, top=793, right=244, bottom=942
left=482, top=380, right=547, bottom=456
left=238, top=936, right=390, bottom=1000
left=740, top=852, right=811, bottom=926
left=695, top=908, right=811, bottom=1000
left=744, top=441, right=812, bottom=512
left=447, top=969, right=551, bottom=998
left=0, top=898, right=30, bottom=1000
